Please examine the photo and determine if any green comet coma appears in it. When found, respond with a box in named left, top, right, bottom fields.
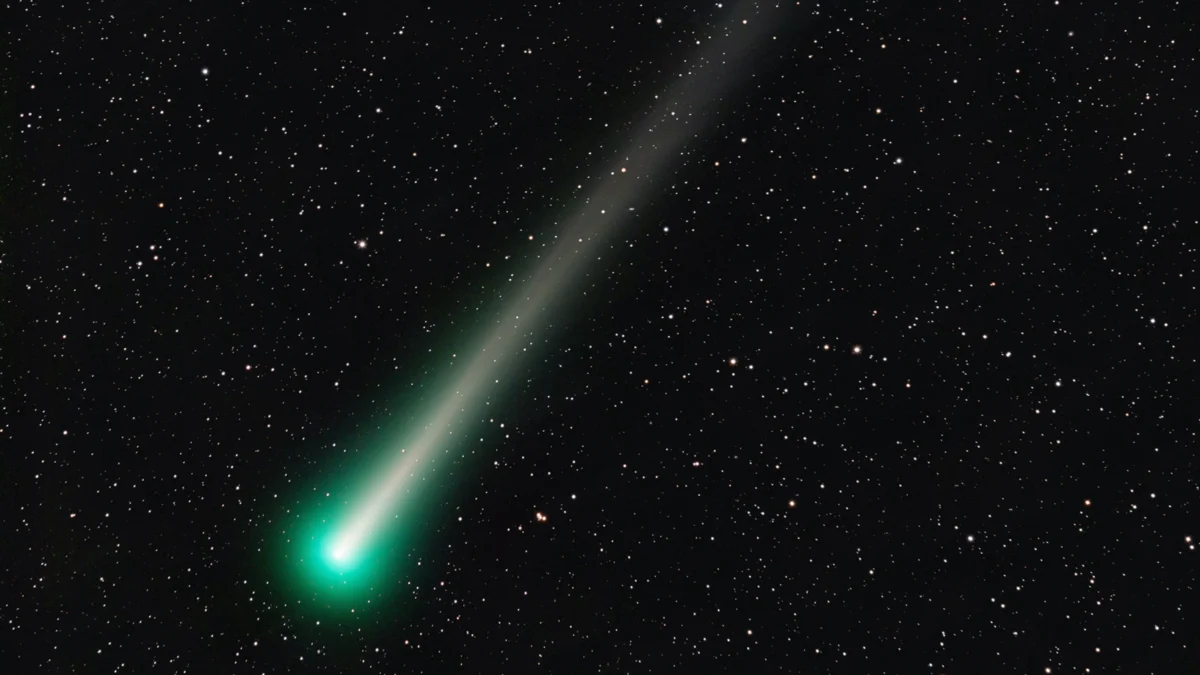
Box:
left=273, top=468, right=440, bottom=611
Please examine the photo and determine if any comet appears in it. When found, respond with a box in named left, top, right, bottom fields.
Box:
left=319, top=1, right=781, bottom=577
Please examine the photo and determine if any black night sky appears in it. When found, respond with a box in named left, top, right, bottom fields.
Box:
left=5, top=1, right=1197, bottom=673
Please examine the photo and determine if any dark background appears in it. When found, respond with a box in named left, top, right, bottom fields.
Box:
left=4, top=1, right=1197, bottom=673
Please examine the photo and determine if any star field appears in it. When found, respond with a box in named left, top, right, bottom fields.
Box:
left=5, top=1, right=1197, bottom=673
